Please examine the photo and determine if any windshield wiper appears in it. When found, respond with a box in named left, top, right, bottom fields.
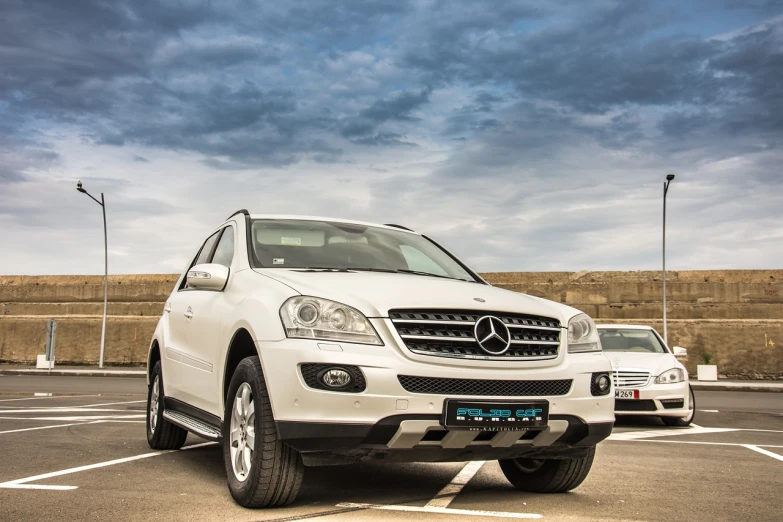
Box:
left=396, top=269, right=472, bottom=282
left=349, top=267, right=400, bottom=273
left=352, top=267, right=471, bottom=282
left=297, top=267, right=354, bottom=272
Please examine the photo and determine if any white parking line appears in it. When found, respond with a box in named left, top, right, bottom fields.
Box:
left=0, top=394, right=101, bottom=403
left=610, top=439, right=783, bottom=449
left=0, top=421, right=99, bottom=435
left=0, top=408, right=135, bottom=414
left=336, top=502, right=542, bottom=519
left=743, top=444, right=783, bottom=463
left=67, top=400, right=145, bottom=408
left=425, top=460, right=486, bottom=508
left=0, top=441, right=217, bottom=490
left=0, top=415, right=146, bottom=421
left=608, top=425, right=736, bottom=440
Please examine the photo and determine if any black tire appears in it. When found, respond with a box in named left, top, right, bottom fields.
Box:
left=223, top=356, right=304, bottom=508
left=662, top=385, right=695, bottom=427
left=146, top=361, right=188, bottom=450
left=499, top=446, right=596, bottom=493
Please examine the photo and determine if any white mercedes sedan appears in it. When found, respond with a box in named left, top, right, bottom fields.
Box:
left=597, top=324, right=694, bottom=426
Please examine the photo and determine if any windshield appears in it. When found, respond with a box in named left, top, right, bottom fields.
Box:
left=249, top=219, right=478, bottom=282
left=598, top=329, right=668, bottom=353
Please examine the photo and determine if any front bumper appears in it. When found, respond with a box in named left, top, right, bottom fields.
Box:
left=255, top=332, right=614, bottom=459
left=276, top=414, right=614, bottom=464
left=614, top=380, right=691, bottom=417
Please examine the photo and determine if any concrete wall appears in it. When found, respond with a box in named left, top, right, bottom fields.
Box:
left=1, top=271, right=781, bottom=377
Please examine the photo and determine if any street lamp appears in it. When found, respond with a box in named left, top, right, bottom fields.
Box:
left=76, top=181, right=108, bottom=368
left=662, top=174, right=675, bottom=347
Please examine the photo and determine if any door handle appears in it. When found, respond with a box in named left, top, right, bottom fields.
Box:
left=184, top=307, right=193, bottom=320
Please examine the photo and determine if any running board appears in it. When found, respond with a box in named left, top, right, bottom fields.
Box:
left=163, top=410, right=222, bottom=441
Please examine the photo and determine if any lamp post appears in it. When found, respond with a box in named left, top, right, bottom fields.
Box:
left=662, top=174, right=675, bottom=347
left=76, top=181, right=108, bottom=368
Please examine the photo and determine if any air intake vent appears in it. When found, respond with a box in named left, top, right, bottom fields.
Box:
left=398, top=375, right=572, bottom=396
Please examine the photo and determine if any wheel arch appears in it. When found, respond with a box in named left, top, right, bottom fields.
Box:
left=147, top=339, right=161, bottom=385
left=221, top=327, right=260, bottom=410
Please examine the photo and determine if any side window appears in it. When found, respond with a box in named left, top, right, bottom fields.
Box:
left=211, top=226, right=235, bottom=268
left=178, top=230, right=222, bottom=291
left=399, top=245, right=449, bottom=276
left=195, top=231, right=222, bottom=266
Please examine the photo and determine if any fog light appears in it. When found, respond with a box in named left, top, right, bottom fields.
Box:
left=591, top=372, right=611, bottom=396
left=319, top=368, right=352, bottom=389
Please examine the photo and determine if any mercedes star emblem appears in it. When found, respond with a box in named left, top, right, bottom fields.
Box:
left=474, top=315, right=512, bottom=355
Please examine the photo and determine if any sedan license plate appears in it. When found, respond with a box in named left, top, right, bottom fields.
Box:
left=443, top=399, right=549, bottom=430
left=615, top=389, right=639, bottom=399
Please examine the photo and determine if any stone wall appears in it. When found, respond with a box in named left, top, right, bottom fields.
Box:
left=1, top=271, right=781, bottom=377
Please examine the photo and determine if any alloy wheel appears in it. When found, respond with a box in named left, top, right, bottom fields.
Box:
left=230, top=383, right=256, bottom=482
left=149, top=376, right=160, bottom=433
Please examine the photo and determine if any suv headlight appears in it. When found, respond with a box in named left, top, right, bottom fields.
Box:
left=567, top=313, right=601, bottom=353
left=280, top=296, right=383, bottom=345
left=655, top=368, right=685, bottom=384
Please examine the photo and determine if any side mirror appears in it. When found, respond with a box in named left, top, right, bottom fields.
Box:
left=673, top=346, right=687, bottom=358
left=187, top=263, right=229, bottom=291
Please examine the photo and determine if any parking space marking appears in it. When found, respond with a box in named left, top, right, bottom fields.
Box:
left=0, top=408, right=137, bottom=413
left=0, top=394, right=102, bottom=403
left=336, top=502, right=542, bottom=519
left=0, top=420, right=98, bottom=435
left=425, top=460, right=486, bottom=508
left=0, top=415, right=145, bottom=421
left=743, top=444, right=783, bottom=463
left=67, top=400, right=145, bottom=408
left=611, top=439, right=783, bottom=449
left=608, top=425, right=736, bottom=440
left=0, top=441, right=217, bottom=491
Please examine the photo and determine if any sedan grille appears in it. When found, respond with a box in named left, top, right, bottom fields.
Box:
left=389, top=309, right=562, bottom=360
left=398, top=375, right=572, bottom=396
left=612, top=370, right=651, bottom=388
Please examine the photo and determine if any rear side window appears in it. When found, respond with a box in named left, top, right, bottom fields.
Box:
left=211, top=226, right=235, bottom=268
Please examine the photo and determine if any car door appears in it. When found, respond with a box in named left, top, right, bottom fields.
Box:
left=178, top=224, right=236, bottom=415
left=163, top=229, right=223, bottom=407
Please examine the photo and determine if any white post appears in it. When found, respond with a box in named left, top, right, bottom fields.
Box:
left=99, top=192, right=108, bottom=369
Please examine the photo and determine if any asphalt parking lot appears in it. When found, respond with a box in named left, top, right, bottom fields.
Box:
left=0, top=376, right=781, bottom=521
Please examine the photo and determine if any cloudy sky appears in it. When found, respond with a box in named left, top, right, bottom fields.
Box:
left=1, top=0, right=781, bottom=275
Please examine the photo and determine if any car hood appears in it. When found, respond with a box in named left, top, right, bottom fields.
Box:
left=604, top=351, right=684, bottom=376
left=253, top=268, right=581, bottom=324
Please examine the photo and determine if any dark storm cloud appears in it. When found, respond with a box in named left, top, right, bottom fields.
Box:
left=340, top=89, right=430, bottom=145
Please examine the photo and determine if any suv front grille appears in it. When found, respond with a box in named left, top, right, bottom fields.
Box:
left=398, top=375, right=572, bottom=396
left=389, top=309, right=562, bottom=360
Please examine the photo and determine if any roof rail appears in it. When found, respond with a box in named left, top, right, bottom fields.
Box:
left=226, top=209, right=250, bottom=220
left=385, top=223, right=414, bottom=232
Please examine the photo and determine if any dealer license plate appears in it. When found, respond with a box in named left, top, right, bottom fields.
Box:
left=442, top=399, right=549, bottom=430
left=615, top=389, right=639, bottom=399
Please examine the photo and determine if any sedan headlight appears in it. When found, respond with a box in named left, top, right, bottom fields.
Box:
left=655, top=368, right=686, bottom=384
left=280, top=296, right=382, bottom=345
left=567, top=313, right=601, bottom=353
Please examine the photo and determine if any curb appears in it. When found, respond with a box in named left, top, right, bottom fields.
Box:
left=0, top=369, right=146, bottom=379
left=690, top=382, right=783, bottom=393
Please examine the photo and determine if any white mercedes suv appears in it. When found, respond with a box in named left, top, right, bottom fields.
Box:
left=145, top=211, right=614, bottom=508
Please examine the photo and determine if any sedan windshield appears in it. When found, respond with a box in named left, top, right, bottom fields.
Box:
left=598, top=329, right=667, bottom=353
left=249, top=219, right=478, bottom=282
